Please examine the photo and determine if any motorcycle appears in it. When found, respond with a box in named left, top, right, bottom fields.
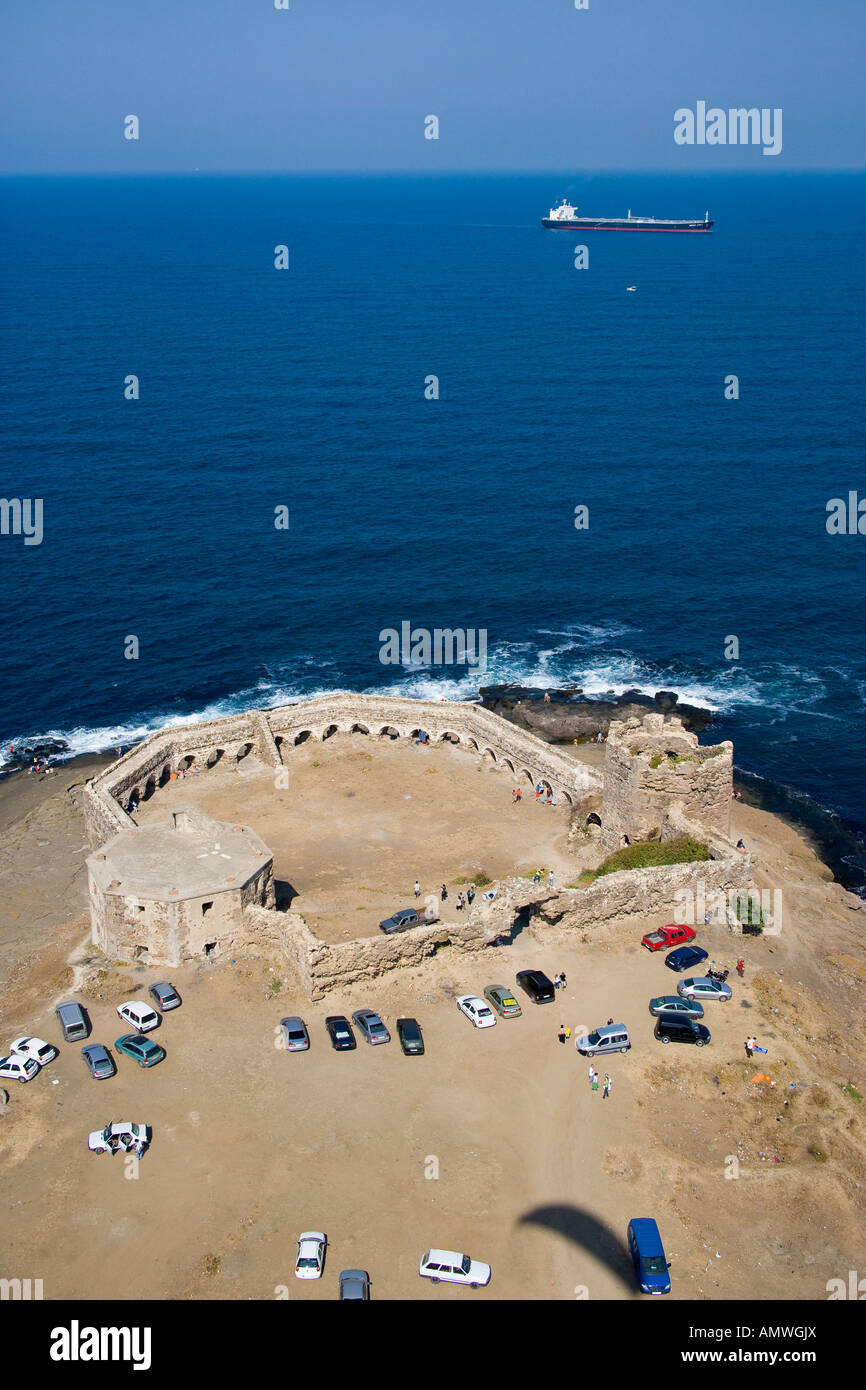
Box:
left=707, top=965, right=729, bottom=983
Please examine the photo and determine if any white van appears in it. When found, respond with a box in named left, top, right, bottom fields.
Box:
left=576, top=1023, right=631, bottom=1057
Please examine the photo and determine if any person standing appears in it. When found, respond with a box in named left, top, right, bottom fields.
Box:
left=602, top=1074, right=612, bottom=1100
left=588, top=1064, right=597, bottom=1089
left=456, top=892, right=464, bottom=911
left=467, top=885, right=475, bottom=905
left=736, top=957, right=745, bottom=977
left=440, top=883, right=447, bottom=901
left=548, top=870, right=555, bottom=889
left=745, top=1036, right=756, bottom=1059
left=557, top=1024, right=566, bottom=1045
left=414, top=881, right=421, bottom=898
left=559, top=972, right=567, bottom=989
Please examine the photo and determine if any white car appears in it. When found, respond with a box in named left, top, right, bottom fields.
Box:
left=10, top=1036, right=58, bottom=1067
left=295, top=1231, right=327, bottom=1279
left=88, top=1121, right=149, bottom=1155
left=0, top=1053, right=40, bottom=1084
left=456, top=994, right=497, bottom=1028
left=419, top=1248, right=491, bottom=1288
left=116, top=1001, right=160, bottom=1032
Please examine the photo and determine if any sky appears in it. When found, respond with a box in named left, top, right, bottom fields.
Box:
left=1, top=0, right=864, bottom=172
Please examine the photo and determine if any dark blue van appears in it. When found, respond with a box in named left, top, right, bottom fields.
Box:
left=627, top=1218, right=671, bottom=1295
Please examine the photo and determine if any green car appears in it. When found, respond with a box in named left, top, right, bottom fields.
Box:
left=115, top=1033, right=165, bottom=1068
left=648, top=995, right=704, bottom=1020
left=483, top=984, right=523, bottom=1018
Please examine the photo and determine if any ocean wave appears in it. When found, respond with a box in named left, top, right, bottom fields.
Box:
left=0, top=642, right=840, bottom=769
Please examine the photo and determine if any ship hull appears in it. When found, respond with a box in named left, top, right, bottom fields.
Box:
left=542, top=218, right=713, bottom=233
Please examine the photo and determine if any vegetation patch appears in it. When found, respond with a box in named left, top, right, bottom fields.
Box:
left=594, top=835, right=710, bottom=876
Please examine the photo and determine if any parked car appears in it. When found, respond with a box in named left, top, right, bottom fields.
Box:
left=280, top=1017, right=310, bottom=1052
left=295, top=1232, right=327, bottom=1279
left=654, top=1013, right=711, bottom=1047
left=396, top=1017, right=425, bottom=1055
left=483, top=984, right=522, bottom=1018
left=114, top=1033, right=166, bottom=1067
left=352, top=1009, right=391, bottom=1045
left=339, top=1269, right=371, bottom=1300
left=379, top=908, right=431, bottom=934
left=456, top=995, right=497, bottom=1028
left=325, top=1016, right=356, bottom=1050
left=627, top=1218, right=671, bottom=1295
left=116, top=1001, right=160, bottom=1033
left=677, top=976, right=733, bottom=1003
left=575, top=1023, right=631, bottom=1057
left=148, top=981, right=182, bottom=1012
left=515, top=969, right=556, bottom=1003
left=0, top=1053, right=40, bottom=1084
left=648, top=995, right=704, bottom=1020
left=55, top=1000, right=89, bottom=1042
left=641, top=923, right=696, bottom=952
left=81, top=1043, right=116, bottom=1080
left=664, top=945, right=709, bottom=974
left=88, top=1121, right=148, bottom=1155
left=10, top=1036, right=58, bottom=1067
left=419, top=1249, right=491, bottom=1288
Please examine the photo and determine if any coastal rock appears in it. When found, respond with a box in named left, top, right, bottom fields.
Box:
left=479, top=685, right=713, bottom=741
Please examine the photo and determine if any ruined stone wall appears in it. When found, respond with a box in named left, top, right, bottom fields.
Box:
left=601, top=712, right=732, bottom=851
left=84, top=693, right=603, bottom=848
left=251, top=839, right=751, bottom=999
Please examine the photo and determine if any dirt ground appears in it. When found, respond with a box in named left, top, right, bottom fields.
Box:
left=133, top=734, right=580, bottom=941
left=0, top=739, right=864, bottom=1302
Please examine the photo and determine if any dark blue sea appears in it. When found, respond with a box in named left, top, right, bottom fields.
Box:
left=1, top=173, right=864, bottom=883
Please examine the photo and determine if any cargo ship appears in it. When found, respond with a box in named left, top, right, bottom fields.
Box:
left=542, top=198, right=713, bottom=233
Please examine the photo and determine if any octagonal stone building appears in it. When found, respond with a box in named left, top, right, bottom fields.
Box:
left=86, top=805, right=275, bottom=968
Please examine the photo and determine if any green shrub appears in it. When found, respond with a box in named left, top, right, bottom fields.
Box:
left=594, top=835, right=710, bottom=876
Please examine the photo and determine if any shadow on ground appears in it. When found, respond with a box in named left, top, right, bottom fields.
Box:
left=518, top=1203, right=637, bottom=1297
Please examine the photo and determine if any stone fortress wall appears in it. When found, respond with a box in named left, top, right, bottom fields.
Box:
left=83, top=696, right=753, bottom=995
left=83, top=693, right=603, bottom=848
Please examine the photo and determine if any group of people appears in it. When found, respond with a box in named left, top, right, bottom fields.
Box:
left=510, top=784, right=555, bottom=806
left=414, top=881, right=476, bottom=907
left=531, top=868, right=556, bottom=889
left=587, top=1065, right=613, bottom=1098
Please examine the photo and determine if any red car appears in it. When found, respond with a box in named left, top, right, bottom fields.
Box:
left=641, top=924, right=696, bottom=952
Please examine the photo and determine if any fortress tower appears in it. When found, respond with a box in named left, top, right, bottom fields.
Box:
left=601, top=713, right=733, bottom=852
left=86, top=805, right=274, bottom=968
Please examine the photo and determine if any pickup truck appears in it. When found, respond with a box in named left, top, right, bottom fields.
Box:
left=641, top=923, right=696, bottom=952
left=379, top=906, right=438, bottom=935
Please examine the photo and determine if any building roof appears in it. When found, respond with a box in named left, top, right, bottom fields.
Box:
left=86, top=806, right=272, bottom=902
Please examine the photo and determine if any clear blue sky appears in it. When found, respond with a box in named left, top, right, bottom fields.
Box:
left=2, top=0, right=863, bottom=172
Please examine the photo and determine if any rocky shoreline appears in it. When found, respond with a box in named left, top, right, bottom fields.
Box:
left=479, top=683, right=715, bottom=741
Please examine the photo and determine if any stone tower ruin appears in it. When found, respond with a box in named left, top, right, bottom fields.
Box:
left=601, top=713, right=733, bottom=852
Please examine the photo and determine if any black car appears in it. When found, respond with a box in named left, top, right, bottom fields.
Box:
left=664, top=945, right=709, bottom=974
left=325, top=1015, right=356, bottom=1050
left=654, top=1012, right=711, bottom=1047
left=515, top=969, right=556, bottom=1004
left=396, top=1017, right=425, bottom=1055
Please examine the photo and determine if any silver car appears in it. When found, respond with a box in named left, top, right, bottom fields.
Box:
left=280, top=1017, right=310, bottom=1052
left=677, top=977, right=733, bottom=1003
left=148, top=981, right=182, bottom=1011
left=339, top=1269, right=371, bottom=1300
left=352, top=1009, right=391, bottom=1045
left=81, top=1044, right=116, bottom=1080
